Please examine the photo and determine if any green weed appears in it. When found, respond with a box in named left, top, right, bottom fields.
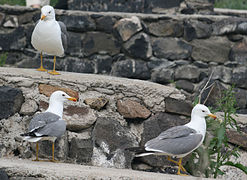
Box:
left=185, top=86, right=247, bottom=178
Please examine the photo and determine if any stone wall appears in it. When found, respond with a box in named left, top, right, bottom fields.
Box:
left=1, top=5, right=247, bottom=113
left=0, top=68, right=247, bottom=180
left=66, top=0, right=214, bottom=14
left=0, top=67, right=187, bottom=172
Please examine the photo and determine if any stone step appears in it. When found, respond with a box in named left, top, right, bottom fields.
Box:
left=0, top=158, right=213, bottom=180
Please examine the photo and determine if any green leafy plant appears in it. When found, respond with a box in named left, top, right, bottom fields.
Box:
left=0, top=53, right=7, bottom=67
left=185, top=86, right=247, bottom=178
left=215, top=0, right=247, bottom=10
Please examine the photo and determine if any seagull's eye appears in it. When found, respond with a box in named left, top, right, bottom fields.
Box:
left=202, top=110, right=206, bottom=113
left=62, top=94, right=65, bottom=97
left=48, top=11, right=51, bottom=14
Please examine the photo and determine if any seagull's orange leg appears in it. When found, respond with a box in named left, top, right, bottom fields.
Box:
left=32, top=142, right=40, bottom=161
left=50, top=141, right=58, bottom=163
left=37, top=52, right=47, bottom=72
left=48, top=56, right=60, bottom=75
left=177, top=158, right=188, bottom=176
left=167, top=156, right=187, bottom=173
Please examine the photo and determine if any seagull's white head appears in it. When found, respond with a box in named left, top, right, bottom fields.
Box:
left=49, top=91, right=77, bottom=103
left=192, top=104, right=216, bottom=119
left=40, top=5, right=55, bottom=21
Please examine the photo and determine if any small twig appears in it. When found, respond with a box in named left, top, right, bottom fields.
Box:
left=203, top=82, right=216, bottom=105
left=198, top=71, right=214, bottom=104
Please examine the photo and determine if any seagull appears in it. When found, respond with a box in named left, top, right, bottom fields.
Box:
left=21, top=91, right=77, bottom=162
left=127, top=104, right=217, bottom=175
left=31, top=5, right=68, bottom=75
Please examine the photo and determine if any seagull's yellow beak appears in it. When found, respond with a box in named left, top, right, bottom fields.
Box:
left=41, top=15, right=46, bottom=20
left=208, top=114, right=217, bottom=119
left=67, top=97, right=77, bottom=102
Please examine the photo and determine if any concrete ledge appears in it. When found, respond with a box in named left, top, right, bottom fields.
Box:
left=0, top=158, right=211, bottom=180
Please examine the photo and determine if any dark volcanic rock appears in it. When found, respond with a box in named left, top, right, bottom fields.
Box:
left=69, top=138, right=93, bottom=163
left=0, top=27, right=26, bottom=51
left=212, top=18, right=239, bottom=35
left=66, top=32, right=84, bottom=56
left=226, top=130, right=247, bottom=150
left=199, top=80, right=226, bottom=108
left=0, top=13, right=5, bottom=26
left=0, top=169, right=8, bottom=180
left=146, top=20, right=183, bottom=37
left=57, top=14, right=96, bottom=32
left=191, top=36, right=232, bottom=63
left=123, top=33, right=152, bottom=59
left=151, top=66, right=174, bottom=84
left=165, top=98, right=193, bottom=116
left=82, top=32, right=120, bottom=56
left=0, top=86, right=24, bottom=119
left=232, top=67, right=247, bottom=89
left=64, top=58, right=94, bottom=73
left=92, top=117, right=138, bottom=168
left=95, top=16, right=116, bottom=33
left=91, top=55, right=113, bottom=74
left=184, top=19, right=212, bottom=41
left=229, top=40, right=247, bottom=65
left=114, top=16, right=142, bottom=42
left=111, top=59, right=150, bottom=80
left=176, top=80, right=194, bottom=93
left=38, top=136, right=68, bottom=160
left=175, top=65, right=202, bottom=83
left=152, top=37, right=192, bottom=60
left=234, top=88, right=247, bottom=109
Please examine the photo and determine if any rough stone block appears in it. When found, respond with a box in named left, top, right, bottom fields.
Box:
left=152, top=37, right=192, bottom=60
left=232, top=67, right=247, bottom=89
left=175, top=65, right=202, bottom=83
left=82, top=32, right=120, bottom=56
left=69, top=137, right=93, bottom=163
left=117, top=99, right=151, bottom=120
left=229, top=40, right=247, bottom=65
left=95, top=16, right=116, bottom=33
left=64, top=106, right=97, bottom=132
left=147, top=20, right=183, bottom=37
left=20, top=99, right=38, bottom=115
left=151, top=66, right=174, bottom=84
left=57, top=14, right=96, bottom=32
left=92, top=117, right=138, bottom=168
left=226, top=130, right=247, bottom=150
left=84, top=97, right=109, bottom=111
left=0, top=86, right=24, bottom=119
left=176, top=80, right=194, bottom=93
left=38, top=84, right=79, bottom=99
left=0, top=27, right=26, bottom=51
left=111, top=59, right=150, bottom=80
left=114, top=16, right=142, bottom=42
left=191, top=36, right=232, bottom=63
left=165, top=98, right=193, bottom=116
left=64, top=58, right=94, bottom=73
left=123, top=33, right=152, bottom=59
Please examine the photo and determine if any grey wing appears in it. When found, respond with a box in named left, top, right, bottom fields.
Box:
left=156, top=126, right=197, bottom=139
left=146, top=134, right=203, bottom=155
left=28, top=112, right=60, bottom=132
left=36, top=120, right=66, bottom=137
left=58, top=21, right=68, bottom=50
left=145, top=126, right=203, bottom=155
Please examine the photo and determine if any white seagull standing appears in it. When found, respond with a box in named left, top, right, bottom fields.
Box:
left=21, top=91, right=77, bottom=162
left=127, top=104, right=217, bottom=175
left=31, top=5, right=68, bottom=75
